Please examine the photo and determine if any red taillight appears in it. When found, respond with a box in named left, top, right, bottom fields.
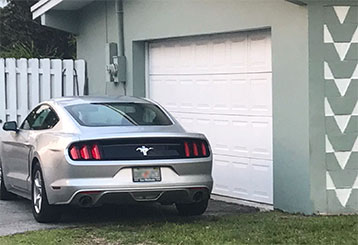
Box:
left=69, top=146, right=80, bottom=160
left=80, top=145, right=91, bottom=160
left=91, top=144, right=101, bottom=160
left=201, top=142, right=207, bottom=156
left=183, top=140, right=209, bottom=158
left=193, top=142, right=199, bottom=156
left=70, top=143, right=102, bottom=161
left=184, top=142, right=190, bottom=157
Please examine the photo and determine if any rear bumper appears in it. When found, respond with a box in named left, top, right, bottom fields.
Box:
left=44, top=158, right=213, bottom=205
left=50, top=176, right=213, bottom=206
left=71, top=186, right=211, bottom=207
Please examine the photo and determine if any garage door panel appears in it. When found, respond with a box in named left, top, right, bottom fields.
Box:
left=150, top=74, right=271, bottom=117
left=163, top=43, right=177, bottom=74
left=248, top=31, right=272, bottom=73
left=212, top=77, right=231, bottom=113
left=194, top=40, right=211, bottom=73
left=212, top=155, right=232, bottom=195
left=196, top=77, right=212, bottom=112
left=212, top=117, right=232, bottom=154
left=229, top=35, right=248, bottom=73
left=250, top=159, right=273, bottom=203
left=178, top=78, right=196, bottom=111
left=250, top=117, right=273, bottom=160
left=230, top=75, right=250, bottom=115
left=231, top=118, right=251, bottom=158
left=149, top=31, right=271, bottom=75
left=148, top=43, right=162, bottom=74
left=231, top=157, right=251, bottom=199
left=148, top=30, right=273, bottom=204
left=249, top=73, right=272, bottom=116
left=212, top=39, right=227, bottom=71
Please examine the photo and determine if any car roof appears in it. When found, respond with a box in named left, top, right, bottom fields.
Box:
left=47, top=96, right=151, bottom=107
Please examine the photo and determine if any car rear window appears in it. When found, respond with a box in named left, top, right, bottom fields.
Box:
left=65, top=103, right=173, bottom=127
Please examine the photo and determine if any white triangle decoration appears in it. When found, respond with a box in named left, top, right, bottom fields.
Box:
left=334, top=152, right=351, bottom=169
left=333, top=43, right=351, bottom=61
left=334, top=115, right=350, bottom=133
left=324, top=62, right=334, bottom=80
left=352, top=64, right=358, bottom=79
left=353, top=176, right=358, bottom=189
left=333, top=6, right=350, bottom=24
left=326, top=172, right=335, bottom=190
left=352, top=137, right=358, bottom=152
left=325, top=98, right=335, bottom=116
left=351, top=27, right=358, bottom=43
left=335, top=188, right=352, bottom=207
left=326, top=135, right=335, bottom=153
left=334, top=79, right=351, bottom=96
left=352, top=102, right=358, bottom=116
left=324, top=25, right=334, bottom=43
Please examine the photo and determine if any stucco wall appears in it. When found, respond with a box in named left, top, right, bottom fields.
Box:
left=308, top=1, right=358, bottom=214
left=77, top=0, right=124, bottom=96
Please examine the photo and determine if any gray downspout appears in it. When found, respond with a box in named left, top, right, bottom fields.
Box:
left=115, top=0, right=127, bottom=93
left=116, top=0, right=125, bottom=57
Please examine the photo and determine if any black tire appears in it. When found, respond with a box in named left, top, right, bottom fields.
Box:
left=176, top=199, right=209, bottom=216
left=0, top=164, right=17, bottom=200
left=31, top=163, right=62, bottom=223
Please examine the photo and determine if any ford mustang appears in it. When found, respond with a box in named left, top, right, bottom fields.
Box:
left=0, top=96, right=213, bottom=223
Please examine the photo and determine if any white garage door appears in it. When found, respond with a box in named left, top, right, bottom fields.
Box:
left=148, top=30, right=273, bottom=204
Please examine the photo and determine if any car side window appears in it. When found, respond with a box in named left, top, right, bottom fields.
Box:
left=21, top=105, right=59, bottom=130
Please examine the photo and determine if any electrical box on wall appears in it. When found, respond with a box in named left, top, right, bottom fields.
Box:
left=116, top=55, right=127, bottom=83
left=105, top=42, right=127, bottom=83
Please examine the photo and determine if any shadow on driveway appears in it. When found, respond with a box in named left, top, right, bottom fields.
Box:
left=0, top=197, right=258, bottom=236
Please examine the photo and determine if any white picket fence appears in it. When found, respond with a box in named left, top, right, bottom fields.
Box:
left=0, top=58, right=86, bottom=125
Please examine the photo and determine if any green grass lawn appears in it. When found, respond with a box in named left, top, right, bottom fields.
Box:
left=0, top=211, right=357, bottom=245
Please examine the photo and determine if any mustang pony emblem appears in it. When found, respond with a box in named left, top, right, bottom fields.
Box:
left=136, top=146, right=153, bottom=156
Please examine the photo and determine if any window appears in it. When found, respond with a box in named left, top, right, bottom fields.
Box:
left=21, top=105, right=59, bottom=130
left=65, top=103, right=173, bottom=127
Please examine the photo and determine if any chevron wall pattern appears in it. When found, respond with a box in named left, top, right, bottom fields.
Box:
left=323, top=6, right=358, bottom=212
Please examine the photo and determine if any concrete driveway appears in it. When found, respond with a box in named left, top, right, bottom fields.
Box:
left=0, top=197, right=257, bottom=236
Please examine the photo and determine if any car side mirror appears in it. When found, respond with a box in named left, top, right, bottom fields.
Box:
left=3, top=121, right=18, bottom=132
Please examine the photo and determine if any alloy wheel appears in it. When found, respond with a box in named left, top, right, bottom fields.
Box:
left=33, top=171, right=43, bottom=214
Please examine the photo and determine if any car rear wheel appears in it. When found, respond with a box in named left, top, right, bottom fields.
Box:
left=0, top=164, right=16, bottom=200
left=31, top=164, right=62, bottom=223
left=176, top=199, right=209, bottom=216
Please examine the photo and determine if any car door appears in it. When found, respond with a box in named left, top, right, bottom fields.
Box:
left=1, top=107, right=38, bottom=191
left=3, top=105, right=58, bottom=192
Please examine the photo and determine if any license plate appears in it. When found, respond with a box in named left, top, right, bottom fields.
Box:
left=132, top=167, right=161, bottom=182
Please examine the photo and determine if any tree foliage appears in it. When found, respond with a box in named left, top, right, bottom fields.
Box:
left=0, top=0, right=76, bottom=59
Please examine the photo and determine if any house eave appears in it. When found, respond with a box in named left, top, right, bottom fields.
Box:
left=31, top=0, right=95, bottom=19
left=31, top=0, right=62, bottom=19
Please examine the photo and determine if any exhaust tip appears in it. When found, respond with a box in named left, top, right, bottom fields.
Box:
left=193, top=191, right=203, bottom=203
left=79, top=196, right=93, bottom=207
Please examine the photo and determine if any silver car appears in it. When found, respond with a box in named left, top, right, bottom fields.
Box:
left=0, top=96, right=213, bottom=223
